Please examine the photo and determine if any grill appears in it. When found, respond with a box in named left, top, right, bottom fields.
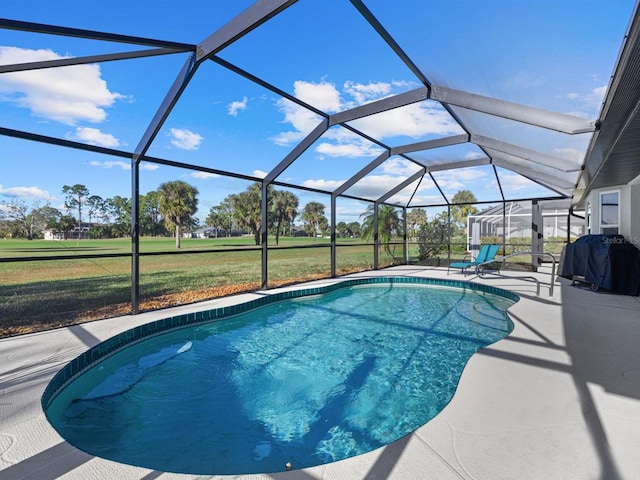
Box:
left=560, top=234, right=640, bottom=295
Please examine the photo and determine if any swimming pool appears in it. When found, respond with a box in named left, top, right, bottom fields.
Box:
left=43, top=277, right=517, bottom=475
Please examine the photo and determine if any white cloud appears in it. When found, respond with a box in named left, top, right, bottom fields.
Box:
left=343, top=80, right=390, bottom=105
left=464, top=151, right=487, bottom=160
left=489, top=173, right=537, bottom=191
left=403, top=181, right=446, bottom=206
left=89, top=160, right=130, bottom=170
left=293, top=80, right=342, bottom=111
left=391, top=79, right=418, bottom=89
left=253, top=170, right=268, bottom=178
left=315, top=140, right=380, bottom=158
left=191, top=171, right=219, bottom=179
left=0, top=184, right=54, bottom=201
left=271, top=98, right=324, bottom=146
left=565, top=85, right=608, bottom=116
left=334, top=203, right=363, bottom=223
left=170, top=128, right=203, bottom=150
left=303, top=173, right=418, bottom=199
left=344, top=174, right=413, bottom=199
left=301, top=159, right=422, bottom=197
left=384, top=178, right=430, bottom=205
left=592, top=85, right=607, bottom=99
left=272, top=79, right=462, bottom=153
left=89, top=160, right=159, bottom=171
left=348, top=102, right=463, bottom=139
left=70, top=127, right=120, bottom=147
left=270, top=128, right=309, bottom=147
left=0, top=46, right=123, bottom=125
left=228, top=96, right=248, bottom=116
left=433, top=168, right=489, bottom=192
left=408, top=193, right=446, bottom=206
left=302, top=178, right=343, bottom=191
left=553, top=147, right=585, bottom=164
left=381, top=158, right=422, bottom=176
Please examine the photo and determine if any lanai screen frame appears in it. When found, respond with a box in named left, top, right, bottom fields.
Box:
left=0, top=0, right=597, bottom=314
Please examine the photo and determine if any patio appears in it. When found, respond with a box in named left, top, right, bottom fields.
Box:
left=2, top=266, right=639, bottom=480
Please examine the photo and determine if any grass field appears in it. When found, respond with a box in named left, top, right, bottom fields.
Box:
left=0, top=236, right=543, bottom=338
left=0, top=236, right=402, bottom=337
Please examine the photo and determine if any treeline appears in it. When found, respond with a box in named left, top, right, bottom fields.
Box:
left=0, top=183, right=168, bottom=240
left=0, top=181, right=365, bottom=245
left=1, top=181, right=204, bottom=242
left=208, top=182, right=363, bottom=245
left=1, top=181, right=476, bottom=255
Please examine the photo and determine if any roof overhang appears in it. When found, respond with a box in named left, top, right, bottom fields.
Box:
left=574, top=1, right=640, bottom=208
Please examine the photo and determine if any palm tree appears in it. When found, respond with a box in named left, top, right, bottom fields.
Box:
left=229, top=182, right=273, bottom=245
left=360, top=204, right=401, bottom=256
left=301, top=201, right=327, bottom=238
left=348, top=221, right=361, bottom=238
left=272, top=190, right=298, bottom=245
left=157, top=180, right=199, bottom=248
left=451, top=190, right=478, bottom=233
left=406, top=208, right=427, bottom=240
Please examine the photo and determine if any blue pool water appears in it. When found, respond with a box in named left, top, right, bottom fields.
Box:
left=45, top=281, right=515, bottom=475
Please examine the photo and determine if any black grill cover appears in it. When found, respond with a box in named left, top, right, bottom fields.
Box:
left=560, top=234, right=640, bottom=296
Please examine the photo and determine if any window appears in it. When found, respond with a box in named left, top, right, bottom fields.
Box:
left=599, top=191, right=619, bottom=235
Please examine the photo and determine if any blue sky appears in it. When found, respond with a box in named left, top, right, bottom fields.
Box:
left=1, top=0, right=636, bottom=224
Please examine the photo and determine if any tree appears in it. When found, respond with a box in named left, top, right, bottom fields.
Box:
left=406, top=208, right=428, bottom=240
left=347, top=221, right=361, bottom=238
left=271, top=190, right=298, bottom=245
left=62, top=184, right=90, bottom=227
left=0, top=199, right=58, bottom=239
left=360, top=203, right=401, bottom=256
left=53, top=214, right=77, bottom=240
left=417, top=218, right=449, bottom=260
left=229, top=182, right=273, bottom=245
left=206, top=197, right=233, bottom=237
left=106, top=195, right=131, bottom=237
left=451, top=190, right=478, bottom=231
left=301, top=201, right=327, bottom=238
left=86, top=195, right=105, bottom=229
left=336, top=221, right=350, bottom=238
left=39, top=205, right=64, bottom=229
left=157, top=180, right=199, bottom=248
left=140, top=191, right=165, bottom=236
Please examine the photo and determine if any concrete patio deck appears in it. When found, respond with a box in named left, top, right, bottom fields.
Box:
left=1, top=266, right=639, bottom=480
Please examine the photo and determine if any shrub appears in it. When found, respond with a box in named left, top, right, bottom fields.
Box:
left=417, top=220, right=448, bottom=260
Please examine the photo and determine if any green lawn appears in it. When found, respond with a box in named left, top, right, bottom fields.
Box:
left=0, top=236, right=542, bottom=337
left=0, top=235, right=341, bottom=258
left=0, top=236, right=386, bottom=337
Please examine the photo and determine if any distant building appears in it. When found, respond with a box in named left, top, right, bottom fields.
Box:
left=42, top=229, right=65, bottom=241
left=291, top=226, right=309, bottom=237
left=187, top=227, right=244, bottom=238
left=42, top=223, right=92, bottom=240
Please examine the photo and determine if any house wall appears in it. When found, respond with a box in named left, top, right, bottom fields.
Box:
left=620, top=186, right=631, bottom=239
left=630, top=182, right=640, bottom=248
left=590, top=183, right=638, bottom=250
left=589, top=190, right=600, bottom=233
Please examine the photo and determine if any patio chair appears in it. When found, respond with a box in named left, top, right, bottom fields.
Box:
left=447, top=244, right=500, bottom=275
